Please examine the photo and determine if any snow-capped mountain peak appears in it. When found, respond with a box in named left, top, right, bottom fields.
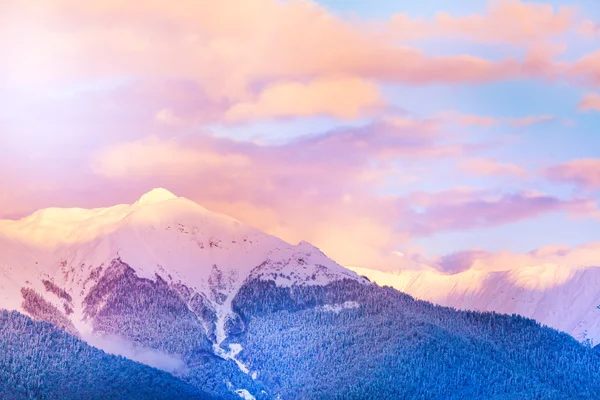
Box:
left=0, top=189, right=367, bottom=347
left=136, top=187, right=179, bottom=205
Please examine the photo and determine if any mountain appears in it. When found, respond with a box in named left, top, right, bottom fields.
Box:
left=0, top=188, right=365, bottom=399
left=2, top=188, right=600, bottom=399
left=0, top=309, right=212, bottom=400
left=0, top=188, right=361, bottom=339
left=349, top=262, right=600, bottom=346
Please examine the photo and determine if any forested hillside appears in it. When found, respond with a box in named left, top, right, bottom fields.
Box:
left=0, top=310, right=214, bottom=400
left=229, top=279, right=600, bottom=400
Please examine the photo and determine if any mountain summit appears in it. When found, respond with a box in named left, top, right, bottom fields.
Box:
left=136, top=187, right=179, bottom=205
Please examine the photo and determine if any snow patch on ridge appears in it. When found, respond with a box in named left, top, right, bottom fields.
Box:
left=318, top=301, right=360, bottom=313
left=235, top=389, right=256, bottom=400
left=214, top=342, right=253, bottom=377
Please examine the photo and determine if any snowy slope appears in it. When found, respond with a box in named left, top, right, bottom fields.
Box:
left=0, top=188, right=365, bottom=345
left=3, top=189, right=600, bottom=350
left=0, top=231, right=48, bottom=311
left=350, top=264, right=600, bottom=346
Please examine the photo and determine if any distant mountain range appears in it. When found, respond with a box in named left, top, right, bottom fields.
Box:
left=2, top=189, right=600, bottom=399
left=351, top=258, right=600, bottom=347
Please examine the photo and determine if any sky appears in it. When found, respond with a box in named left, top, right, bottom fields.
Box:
left=0, top=0, right=599, bottom=271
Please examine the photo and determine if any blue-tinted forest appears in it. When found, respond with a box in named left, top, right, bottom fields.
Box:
left=229, top=279, right=600, bottom=399
left=0, top=310, right=214, bottom=400
left=8, top=269, right=600, bottom=399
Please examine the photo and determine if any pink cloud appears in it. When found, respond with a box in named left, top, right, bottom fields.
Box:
left=457, top=115, right=498, bottom=127
left=432, top=0, right=575, bottom=44
left=3, top=0, right=598, bottom=107
left=459, top=158, right=528, bottom=177
left=2, top=0, right=598, bottom=101
left=91, top=135, right=251, bottom=179
left=89, top=118, right=466, bottom=185
left=224, top=78, right=385, bottom=121
left=435, top=111, right=499, bottom=127
left=568, top=50, right=600, bottom=87
left=438, top=241, right=600, bottom=274
left=435, top=111, right=554, bottom=128
left=435, top=250, right=492, bottom=274
left=577, top=20, right=600, bottom=38
left=0, top=0, right=570, bottom=97
left=382, top=116, right=440, bottom=135
left=507, top=114, right=555, bottom=127
left=402, top=190, right=594, bottom=236
left=578, top=93, right=600, bottom=112
left=546, top=159, right=600, bottom=191
left=386, top=1, right=575, bottom=45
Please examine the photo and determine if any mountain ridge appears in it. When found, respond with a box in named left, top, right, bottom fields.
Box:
left=350, top=262, right=600, bottom=346
left=4, top=189, right=600, bottom=398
